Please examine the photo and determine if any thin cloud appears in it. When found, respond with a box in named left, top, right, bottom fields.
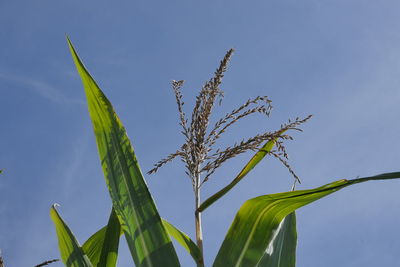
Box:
left=60, top=130, right=91, bottom=198
left=0, top=73, right=84, bottom=105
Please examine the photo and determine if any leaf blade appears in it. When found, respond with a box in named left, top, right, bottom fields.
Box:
left=67, top=37, right=180, bottom=267
left=82, top=209, right=121, bottom=267
left=50, top=205, right=93, bottom=267
left=213, top=172, right=400, bottom=267
left=199, top=134, right=283, bottom=212
left=161, top=219, right=203, bottom=266
left=256, top=212, right=297, bottom=267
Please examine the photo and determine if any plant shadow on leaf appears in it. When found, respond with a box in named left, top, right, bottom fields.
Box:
left=67, top=37, right=180, bottom=266
left=48, top=36, right=400, bottom=267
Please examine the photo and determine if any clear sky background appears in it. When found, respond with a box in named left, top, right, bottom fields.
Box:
left=1, top=1, right=400, bottom=266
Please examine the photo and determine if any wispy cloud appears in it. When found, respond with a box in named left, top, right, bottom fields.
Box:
left=60, top=129, right=91, bottom=198
left=0, top=73, right=84, bottom=105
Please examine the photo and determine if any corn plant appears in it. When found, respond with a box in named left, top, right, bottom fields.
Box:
left=50, top=37, right=400, bottom=267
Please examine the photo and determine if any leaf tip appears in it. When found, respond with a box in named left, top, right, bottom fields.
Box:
left=66, top=34, right=72, bottom=44
left=51, top=203, right=61, bottom=211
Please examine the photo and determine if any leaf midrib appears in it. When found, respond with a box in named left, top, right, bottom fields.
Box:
left=83, top=66, right=153, bottom=266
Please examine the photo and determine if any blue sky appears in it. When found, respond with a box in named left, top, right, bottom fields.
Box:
left=1, top=1, right=400, bottom=266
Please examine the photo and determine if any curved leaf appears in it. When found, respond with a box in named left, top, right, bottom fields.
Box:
left=82, top=209, right=121, bottom=267
left=199, top=133, right=284, bottom=212
left=67, top=37, right=180, bottom=267
left=82, top=216, right=200, bottom=266
left=161, top=219, right=203, bottom=266
left=50, top=205, right=93, bottom=267
left=256, top=212, right=297, bottom=267
left=213, top=172, right=400, bottom=267
left=83, top=227, right=107, bottom=265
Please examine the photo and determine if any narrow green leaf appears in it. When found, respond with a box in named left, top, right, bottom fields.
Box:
left=213, top=172, right=400, bottom=267
left=161, top=219, right=203, bottom=266
left=199, top=133, right=284, bottom=212
left=82, top=227, right=107, bottom=265
left=50, top=205, right=93, bottom=267
left=82, top=216, right=200, bottom=266
left=256, top=212, right=297, bottom=267
left=67, top=37, right=180, bottom=267
left=82, top=209, right=121, bottom=267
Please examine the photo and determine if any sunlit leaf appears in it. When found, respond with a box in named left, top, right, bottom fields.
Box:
left=213, top=172, right=400, bottom=267
left=67, top=37, right=180, bottom=267
left=256, top=212, right=297, bottom=267
left=50, top=205, right=93, bottom=267
left=82, top=209, right=121, bottom=267
left=199, top=133, right=284, bottom=212
left=161, top=219, right=203, bottom=266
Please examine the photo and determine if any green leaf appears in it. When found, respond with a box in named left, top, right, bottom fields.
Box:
left=199, top=133, right=284, bottom=212
left=161, top=219, right=203, bottom=266
left=67, top=37, right=180, bottom=267
left=82, top=209, right=121, bottom=267
left=82, top=216, right=200, bottom=266
left=213, top=172, right=400, bottom=267
left=50, top=205, right=93, bottom=267
left=82, top=227, right=107, bottom=265
left=256, top=212, right=297, bottom=267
